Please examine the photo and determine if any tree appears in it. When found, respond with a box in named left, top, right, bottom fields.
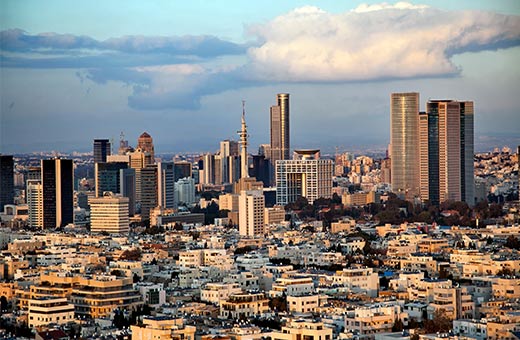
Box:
left=120, top=248, right=142, bottom=261
left=392, top=318, right=404, bottom=332
left=424, top=309, right=451, bottom=333
left=0, top=296, right=7, bottom=313
left=505, top=235, right=520, bottom=250
left=269, top=296, right=287, bottom=312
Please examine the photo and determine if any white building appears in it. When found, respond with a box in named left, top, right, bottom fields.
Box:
left=276, top=150, right=334, bottom=205
left=135, top=282, right=166, bottom=307
left=200, top=282, right=242, bottom=305
left=239, top=190, right=265, bottom=237
left=175, top=177, right=196, bottom=205
left=27, top=180, right=43, bottom=228
left=89, top=192, right=129, bottom=234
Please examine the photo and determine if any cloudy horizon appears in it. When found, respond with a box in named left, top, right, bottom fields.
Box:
left=1, top=1, right=519, bottom=154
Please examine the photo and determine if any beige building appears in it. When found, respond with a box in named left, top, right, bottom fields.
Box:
left=200, top=282, right=242, bottom=305
left=220, top=292, right=269, bottom=319
left=330, top=219, right=355, bottom=234
left=342, top=191, right=379, bottom=206
left=131, top=316, right=196, bottom=340
left=71, top=275, right=142, bottom=318
left=265, top=205, right=285, bottom=226
left=287, top=294, right=328, bottom=314
left=269, top=319, right=332, bottom=340
left=89, top=192, right=129, bottom=234
left=28, top=296, right=75, bottom=328
left=239, top=190, right=265, bottom=237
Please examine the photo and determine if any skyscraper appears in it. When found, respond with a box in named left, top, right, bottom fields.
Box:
left=120, top=168, right=136, bottom=216
left=0, top=155, right=14, bottom=211
left=174, top=161, right=192, bottom=182
left=269, top=93, right=290, bottom=183
left=140, top=165, right=158, bottom=221
left=95, top=162, right=128, bottom=197
left=390, top=92, right=420, bottom=200
left=137, top=132, right=155, bottom=163
left=420, top=100, right=474, bottom=205
left=42, top=158, right=74, bottom=228
left=93, top=139, right=111, bottom=163
left=157, top=162, right=175, bottom=209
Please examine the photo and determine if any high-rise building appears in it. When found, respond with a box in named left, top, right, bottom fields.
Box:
left=93, top=139, right=111, bottom=163
left=239, top=190, right=265, bottom=237
left=200, top=154, right=215, bottom=185
left=251, top=155, right=270, bottom=187
left=27, top=179, right=43, bottom=227
left=129, top=148, right=152, bottom=204
left=420, top=100, right=474, bottom=205
left=137, top=132, right=155, bottom=163
left=157, top=162, right=175, bottom=209
left=89, top=192, right=129, bottom=234
left=94, top=162, right=128, bottom=197
left=42, top=158, right=74, bottom=228
left=390, top=92, right=420, bottom=200
left=276, top=150, right=334, bottom=205
left=140, top=166, right=158, bottom=221
left=118, top=132, right=133, bottom=155
left=269, top=93, right=290, bottom=183
left=174, top=161, right=192, bottom=182
left=0, top=155, right=14, bottom=211
left=120, top=168, right=136, bottom=216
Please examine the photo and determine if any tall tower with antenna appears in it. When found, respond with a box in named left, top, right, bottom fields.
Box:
left=238, top=100, right=249, bottom=179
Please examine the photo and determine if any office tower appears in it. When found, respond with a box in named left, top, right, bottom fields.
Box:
left=94, top=162, right=128, bottom=197
left=129, top=148, right=152, bottom=203
left=27, top=179, right=43, bottom=227
left=420, top=100, right=474, bottom=205
left=120, top=168, right=136, bottom=216
left=89, top=192, right=129, bottom=234
left=137, top=132, right=155, bottom=163
left=228, top=155, right=241, bottom=184
left=140, top=166, right=158, bottom=221
left=157, top=162, right=175, bottom=209
left=390, top=92, right=420, bottom=200
left=276, top=150, right=334, bottom=205
left=214, top=155, right=223, bottom=185
left=270, top=93, right=290, bottom=161
left=93, top=139, right=111, bottom=163
left=269, top=94, right=290, bottom=183
left=41, top=158, right=74, bottom=228
left=200, top=154, right=215, bottom=185
left=175, top=177, right=196, bottom=205
left=219, top=140, right=239, bottom=184
left=239, top=190, right=265, bottom=237
left=251, top=155, right=270, bottom=187
left=0, top=155, right=14, bottom=211
left=174, top=161, right=192, bottom=181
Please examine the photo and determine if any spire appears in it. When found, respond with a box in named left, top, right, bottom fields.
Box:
left=238, top=100, right=249, bottom=178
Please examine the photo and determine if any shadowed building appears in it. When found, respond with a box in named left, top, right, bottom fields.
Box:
left=269, top=93, right=290, bottom=183
left=93, top=139, right=111, bottom=163
left=0, top=155, right=14, bottom=211
left=42, top=158, right=73, bottom=228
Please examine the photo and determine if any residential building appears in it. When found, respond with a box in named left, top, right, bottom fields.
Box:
left=131, top=317, right=196, bottom=340
left=28, top=296, right=75, bottom=328
left=27, top=179, right=43, bottom=228
left=239, top=190, right=265, bottom=237
left=220, top=292, right=269, bottom=319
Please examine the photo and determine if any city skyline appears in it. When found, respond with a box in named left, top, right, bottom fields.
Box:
left=1, top=1, right=520, bottom=154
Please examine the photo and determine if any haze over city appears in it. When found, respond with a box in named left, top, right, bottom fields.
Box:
left=1, top=0, right=520, bottom=154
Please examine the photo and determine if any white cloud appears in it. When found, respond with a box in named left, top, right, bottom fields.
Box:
left=246, top=2, right=520, bottom=82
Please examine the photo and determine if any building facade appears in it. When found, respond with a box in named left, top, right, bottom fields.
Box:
left=41, top=158, right=73, bottom=228
left=89, top=192, right=130, bottom=234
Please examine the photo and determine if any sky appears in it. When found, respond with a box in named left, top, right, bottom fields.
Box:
left=1, top=0, right=519, bottom=154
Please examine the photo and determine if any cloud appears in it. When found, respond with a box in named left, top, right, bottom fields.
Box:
left=245, top=3, right=520, bottom=82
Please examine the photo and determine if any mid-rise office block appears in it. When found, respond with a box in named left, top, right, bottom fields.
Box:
left=174, top=161, right=192, bottom=182
left=390, top=92, right=420, bottom=200
left=0, top=155, right=14, bottom=211
left=93, top=139, right=111, bottom=163
left=89, top=192, right=129, bottom=234
left=28, top=297, right=75, bottom=328
left=120, top=168, right=136, bottom=216
left=239, top=190, right=265, bottom=237
left=276, top=150, right=333, bottom=205
left=42, top=158, right=73, bottom=228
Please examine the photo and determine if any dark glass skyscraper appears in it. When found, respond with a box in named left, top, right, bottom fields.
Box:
left=93, top=139, right=111, bottom=163
left=42, top=158, right=73, bottom=228
left=95, top=162, right=128, bottom=197
left=0, top=155, right=14, bottom=211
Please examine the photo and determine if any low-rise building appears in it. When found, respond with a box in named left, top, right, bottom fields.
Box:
left=28, top=296, right=75, bottom=328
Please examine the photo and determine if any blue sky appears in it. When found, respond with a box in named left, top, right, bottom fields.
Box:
left=1, top=0, right=519, bottom=153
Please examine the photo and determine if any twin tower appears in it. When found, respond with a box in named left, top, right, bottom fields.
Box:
left=390, top=92, right=474, bottom=205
